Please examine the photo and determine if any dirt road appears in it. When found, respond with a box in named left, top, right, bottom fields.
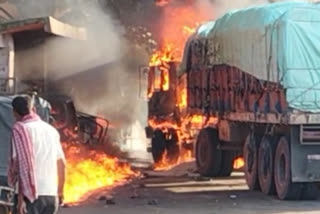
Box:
left=60, top=170, right=320, bottom=214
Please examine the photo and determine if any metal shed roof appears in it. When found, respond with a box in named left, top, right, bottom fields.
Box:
left=0, top=16, right=86, bottom=40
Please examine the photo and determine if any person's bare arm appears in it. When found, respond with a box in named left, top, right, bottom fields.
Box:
left=56, top=130, right=66, bottom=204
left=17, top=180, right=26, bottom=214
left=57, top=158, right=66, bottom=202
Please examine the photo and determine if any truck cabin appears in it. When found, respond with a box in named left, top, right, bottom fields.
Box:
left=143, top=32, right=200, bottom=118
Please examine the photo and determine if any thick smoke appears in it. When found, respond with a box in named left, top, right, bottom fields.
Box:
left=52, top=1, right=149, bottom=158
left=47, top=1, right=126, bottom=80
left=49, top=2, right=149, bottom=154
left=12, top=0, right=147, bottom=124
left=10, top=0, right=150, bottom=157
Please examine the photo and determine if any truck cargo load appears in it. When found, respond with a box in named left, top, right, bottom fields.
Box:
left=181, top=1, right=320, bottom=112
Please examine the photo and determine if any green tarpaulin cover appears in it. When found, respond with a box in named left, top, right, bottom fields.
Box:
left=184, top=1, right=320, bottom=112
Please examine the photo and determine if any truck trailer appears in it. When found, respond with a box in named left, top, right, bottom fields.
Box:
left=144, top=1, right=320, bottom=200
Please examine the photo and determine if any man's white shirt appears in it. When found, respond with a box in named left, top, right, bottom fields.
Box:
left=12, top=119, right=66, bottom=196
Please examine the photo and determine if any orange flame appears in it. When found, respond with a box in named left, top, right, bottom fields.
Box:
left=148, top=1, right=213, bottom=171
left=154, top=149, right=193, bottom=171
left=149, top=45, right=174, bottom=66
left=183, top=25, right=196, bottom=34
left=148, top=2, right=210, bottom=98
left=155, top=0, right=170, bottom=7
left=148, top=118, right=179, bottom=130
left=162, top=68, right=170, bottom=91
left=149, top=115, right=218, bottom=171
left=233, top=157, right=245, bottom=169
left=149, top=2, right=210, bottom=65
left=159, top=4, right=210, bottom=61
left=178, top=88, right=187, bottom=109
left=149, top=46, right=172, bottom=94
left=62, top=144, right=138, bottom=204
left=191, top=115, right=204, bottom=124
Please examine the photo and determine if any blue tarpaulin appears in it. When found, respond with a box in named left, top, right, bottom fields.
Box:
left=184, top=1, right=320, bottom=112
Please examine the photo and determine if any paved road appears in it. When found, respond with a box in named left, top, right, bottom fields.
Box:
left=60, top=172, right=320, bottom=214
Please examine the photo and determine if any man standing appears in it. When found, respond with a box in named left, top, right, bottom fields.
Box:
left=7, top=96, right=66, bottom=214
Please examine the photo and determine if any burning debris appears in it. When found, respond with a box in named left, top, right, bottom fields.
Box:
left=62, top=143, right=139, bottom=204
left=148, top=113, right=218, bottom=171
left=233, top=157, right=245, bottom=170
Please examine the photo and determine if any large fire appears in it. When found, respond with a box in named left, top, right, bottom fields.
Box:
left=147, top=1, right=213, bottom=170
left=62, top=143, right=138, bottom=204
left=150, top=115, right=217, bottom=171
left=159, top=2, right=210, bottom=61
left=149, top=0, right=211, bottom=88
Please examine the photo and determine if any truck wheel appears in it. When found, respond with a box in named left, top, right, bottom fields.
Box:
left=258, top=135, right=277, bottom=195
left=243, top=132, right=260, bottom=190
left=151, top=130, right=166, bottom=163
left=218, top=151, right=234, bottom=177
left=166, top=129, right=180, bottom=164
left=274, top=136, right=302, bottom=200
left=196, top=128, right=222, bottom=177
left=301, top=183, right=318, bottom=200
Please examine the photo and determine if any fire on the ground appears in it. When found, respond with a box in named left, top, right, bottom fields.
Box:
left=62, top=142, right=138, bottom=204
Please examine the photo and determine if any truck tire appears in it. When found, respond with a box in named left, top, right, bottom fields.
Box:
left=218, top=151, right=234, bottom=177
left=301, top=183, right=318, bottom=200
left=258, top=135, right=277, bottom=195
left=243, top=132, right=260, bottom=190
left=196, top=128, right=222, bottom=177
left=166, top=129, right=180, bottom=164
left=274, top=136, right=302, bottom=200
left=151, top=130, right=166, bottom=163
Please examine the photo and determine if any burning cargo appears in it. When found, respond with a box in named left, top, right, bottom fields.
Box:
left=145, top=1, right=320, bottom=200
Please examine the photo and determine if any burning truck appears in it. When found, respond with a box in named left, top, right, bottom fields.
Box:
left=144, top=1, right=320, bottom=200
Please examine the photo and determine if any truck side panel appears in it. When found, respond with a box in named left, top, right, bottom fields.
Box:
left=187, top=64, right=288, bottom=117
